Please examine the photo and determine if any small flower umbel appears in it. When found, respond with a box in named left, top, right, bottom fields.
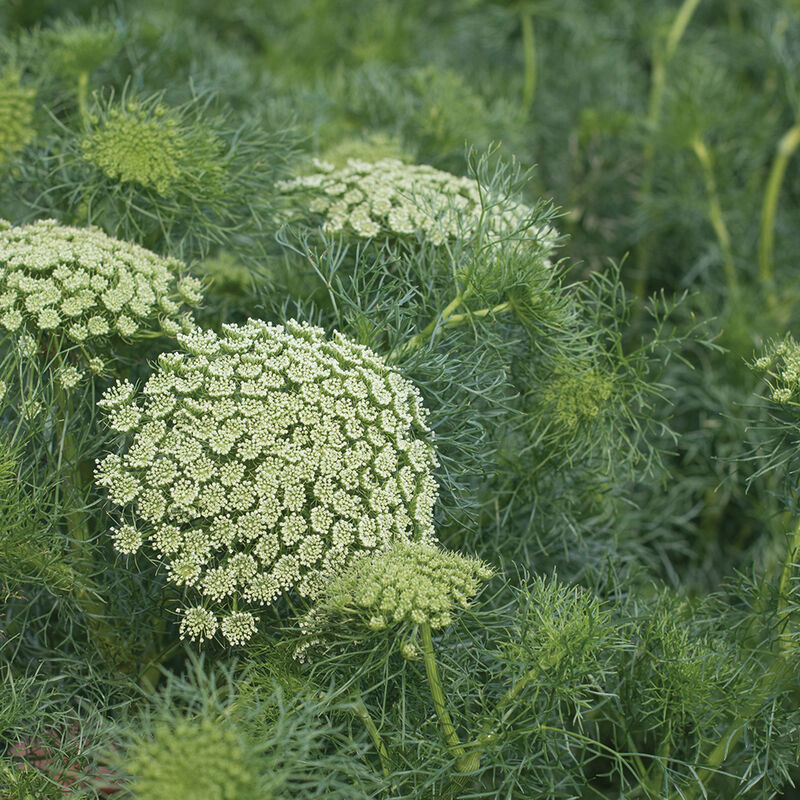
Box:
left=752, top=334, right=800, bottom=406
left=82, top=98, right=225, bottom=199
left=95, top=319, right=440, bottom=646
left=63, top=89, right=294, bottom=260
left=323, top=540, right=493, bottom=634
left=278, top=157, right=554, bottom=249
left=0, top=69, right=36, bottom=165
left=313, top=542, right=492, bottom=779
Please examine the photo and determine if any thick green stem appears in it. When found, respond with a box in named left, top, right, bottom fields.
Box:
left=520, top=6, right=537, bottom=116
left=54, top=382, right=91, bottom=547
left=777, top=529, right=800, bottom=654
left=351, top=694, right=392, bottom=780
left=442, top=301, right=511, bottom=328
left=690, top=135, right=738, bottom=298
left=77, top=71, right=90, bottom=126
left=442, top=665, right=544, bottom=800
left=633, top=0, right=703, bottom=300
left=758, top=123, right=800, bottom=308
left=420, top=622, right=466, bottom=759
left=419, top=622, right=479, bottom=785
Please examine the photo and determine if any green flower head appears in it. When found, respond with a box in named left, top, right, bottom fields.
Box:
left=323, top=540, right=493, bottom=631
left=125, top=717, right=258, bottom=800
left=82, top=98, right=225, bottom=198
left=95, top=319, right=439, bottom=646
left=0, top=70, right=35, bottom=164
left=541, top=363, right=614, bottom=434
left=0, top=219, right=202, bottom=357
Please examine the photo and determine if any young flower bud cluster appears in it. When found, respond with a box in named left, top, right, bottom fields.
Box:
left=95, top=318, right=440, bottom=646
left=0, top=69, right=35, bottom=165
left=752, top=335, right=800, bottom=405
left=323, top=540, right=493, bottom=631
left=278, top=157, right=551, bottom=247
left=541, top=364, right=614, bottom=434
left=124, top=717, right=256, bottom=800
left=82, top=99, right=224, bottom=198
left=0, top=219, right=202, bottom=352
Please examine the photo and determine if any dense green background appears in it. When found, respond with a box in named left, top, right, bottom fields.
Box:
left=1, top=1, right=800, bottom=798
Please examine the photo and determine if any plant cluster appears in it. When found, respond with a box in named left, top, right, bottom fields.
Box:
left=2, top=2, right=800, bottom=800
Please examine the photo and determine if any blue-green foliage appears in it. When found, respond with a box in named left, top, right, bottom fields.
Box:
left=2, top=2, right=800, bottom=799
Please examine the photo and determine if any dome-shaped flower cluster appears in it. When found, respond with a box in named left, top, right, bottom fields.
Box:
left=0, top=219, right=202, bottom=350
left=95, top=318, right=439, bottom=645
left=125, top=717, right=256, bottom=800
left=0, top=70, right=35, bottom=164
left=278, top=158, right=551, bottom=247
left=82, top=100, right=224, bottom=198
left=323, top=541, right=492, bottom=631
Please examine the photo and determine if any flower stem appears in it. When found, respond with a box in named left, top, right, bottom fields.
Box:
left=520, top=5, right=537, bottom=116
left=419, top=622, right=479, bottom=779
left=77, top=71, right=90, bottom=126
left=441, top=301, right=511, bottom=328
left=690, top=134, right=737, bottom=298
left=633, top=0, right=703, bottom=300
left=388, top=290, right=470, bottom=362
left=351, top=693, right=392, bottom=780
left=777, top=527, right=800, bottom=654
left=758, top=122, right=800, bottom=309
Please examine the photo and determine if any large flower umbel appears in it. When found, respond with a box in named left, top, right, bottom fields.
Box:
left=0, top=219, right=201, bottom=349
left=95, top=319, right=439, bottom=646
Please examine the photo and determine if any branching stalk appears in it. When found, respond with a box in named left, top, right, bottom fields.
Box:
left=758, top=123, right=800, bottom=308
left=520, top=5, right=537, bottom=116
left=419, top=623, right=479, bottom=783
left=634, top=0, right=703, bottom=300
left=351, top=693, right=392, bottom=780
left=388, top=290, right=470, bottom=362
left=690, top=134, right=737, bottom=298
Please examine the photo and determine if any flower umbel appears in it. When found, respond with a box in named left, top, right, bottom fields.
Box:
left=96, top=318, right=440, bottom=646
left=82, top=99, right=225, bottom=197
left=322, top=540, right=493, bottom=630
left=278, top=157, right=554, bottom=248
left=124, top=717, right=256, bottom=800
left=0, top=219, right=202, bottom=352
left=752, top=335, right=800, bottom=405
left=0, top=69, right=35, bottom=164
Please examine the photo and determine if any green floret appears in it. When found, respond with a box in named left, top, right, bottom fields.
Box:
left=0, top=69, right=35, bottom=164
left=752, top=334, right=800, bottom=405
left=82, top=100, right=225, bottom=198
